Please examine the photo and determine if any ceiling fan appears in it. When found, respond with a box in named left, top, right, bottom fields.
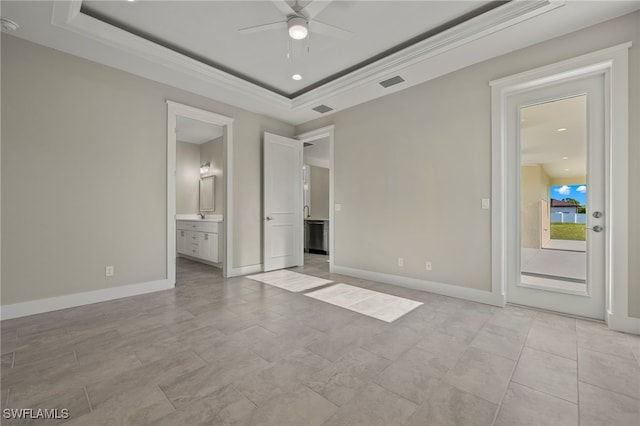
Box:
left=238, top=0, right=353, bottom=41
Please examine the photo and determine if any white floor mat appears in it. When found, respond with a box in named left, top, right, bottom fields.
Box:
left=247, top=270, right=333, bottom=292
left=304, top=283, right=423, bottom=322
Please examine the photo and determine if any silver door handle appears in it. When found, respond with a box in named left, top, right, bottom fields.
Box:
left=266, top=217, right=274, bottom=221
left=586, top=225, right=603, bottom=232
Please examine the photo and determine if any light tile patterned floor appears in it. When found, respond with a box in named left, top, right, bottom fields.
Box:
left=247, top=269, right=333, bottom=292
left=0, top=254, right=638, bottom=425
left=305, top=283, right=423, bottom=322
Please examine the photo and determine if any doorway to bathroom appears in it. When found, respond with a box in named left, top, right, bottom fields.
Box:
left=166, top=101, right=234, bottom=281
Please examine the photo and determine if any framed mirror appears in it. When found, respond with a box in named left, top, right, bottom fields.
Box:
left=199, top=175, right=215, bottom=212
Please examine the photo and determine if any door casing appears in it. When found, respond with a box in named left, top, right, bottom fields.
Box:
left=506, top=76, right=605, bottom=319
left=490, top=43, right=635, bottom=333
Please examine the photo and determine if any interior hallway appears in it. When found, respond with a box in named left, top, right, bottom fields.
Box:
left=1, top=254, right=638, bottom=425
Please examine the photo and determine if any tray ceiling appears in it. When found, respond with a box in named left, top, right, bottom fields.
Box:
left=2, top=1, right=639, bottom=125
left=80, top=0, right=502, bottom=98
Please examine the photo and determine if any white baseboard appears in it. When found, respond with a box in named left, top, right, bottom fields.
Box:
left=227, top=264, right=263, bottom=278
left=607, top=313, right=640, bottom=335
left=331, top=265, right=504, bottom=307
left=0, top=279, right=174, bottom=320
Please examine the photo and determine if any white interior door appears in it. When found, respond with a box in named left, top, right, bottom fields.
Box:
left=506, top=74, right=606, bottom=320
left=263, top=132, right=303, bottom=271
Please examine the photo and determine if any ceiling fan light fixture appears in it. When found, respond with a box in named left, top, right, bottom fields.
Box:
left=288, top=16, right=308, bottom=40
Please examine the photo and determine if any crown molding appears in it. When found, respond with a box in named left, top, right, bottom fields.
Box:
left=51, top=0, right=291, bottom=110
left=292, top=0, right=565, bottom=110
left=50, top=0, right=565, bottom=119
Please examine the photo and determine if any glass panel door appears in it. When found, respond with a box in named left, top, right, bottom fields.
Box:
left=520, top=95, right=587, bottom=294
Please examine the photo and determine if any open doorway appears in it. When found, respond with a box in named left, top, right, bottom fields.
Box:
left=175, top=117, right=225, bottom=271
left=297, top=126, right=335, bottom=269
left=166, top=101, right=234, bottom=282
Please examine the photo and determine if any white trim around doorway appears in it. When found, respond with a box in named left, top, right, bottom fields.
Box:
left=296, top=125, right=335, bottom=271
left=490, top=43, right=638, bottom=334
left=166, top=101, right=235, bottom=280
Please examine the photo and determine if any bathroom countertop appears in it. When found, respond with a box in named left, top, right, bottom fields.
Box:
left=176, top=214, right=223, bottom=223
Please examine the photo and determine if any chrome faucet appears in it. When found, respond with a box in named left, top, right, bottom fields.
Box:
left=304, top=205, right=310, bottom=218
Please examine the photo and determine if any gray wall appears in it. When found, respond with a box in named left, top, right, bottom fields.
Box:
left=310, top=166, right=330, bottom=219
left=176, top=141, right=201, bottom=214
left=296, top=12, right=640, bottom=316
left=1, top=35, right=294, bottom=305
left=200, top=137, right=224, bottom=215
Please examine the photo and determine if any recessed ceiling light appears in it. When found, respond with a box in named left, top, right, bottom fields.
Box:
left=557, top=128, right=567, bottom=132
left=292, top=74, right=302, bottom=81
left=564, top=168, right=570, bottom=171
left=562, top=156, right=569, bottom=160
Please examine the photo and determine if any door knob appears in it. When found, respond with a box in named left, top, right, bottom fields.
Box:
left=266, top=217, right=274, bottom=221
left=592, top=211, right=603, bottom=218
left=586, top=225, right=603, bottom=232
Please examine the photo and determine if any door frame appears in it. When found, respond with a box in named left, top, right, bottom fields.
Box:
left=540, top=199, right=550, bottom=249
left=490, top=43, right=636, bottom=333
left=508, top=77, right=606, bottom=319
left=296, top=125, right=335, bottom=270
left=166, top=101, right=234, bottom=280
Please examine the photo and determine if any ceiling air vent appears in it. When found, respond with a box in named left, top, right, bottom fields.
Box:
left=312, top=104, right=334, bottom=114
left=379, top=76, right=405, bottom=88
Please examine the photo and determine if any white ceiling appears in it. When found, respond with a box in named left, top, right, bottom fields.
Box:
left=2, top=1, right=640, bottom=125
left=521, top=95, right=586, bottom=179
left=80, top=0, right=491, bottom=97
left=176, top=116, right=224, bottom=144
left=304, top=136, right=330, bottom=167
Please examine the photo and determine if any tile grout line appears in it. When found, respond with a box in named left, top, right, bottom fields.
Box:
left=574, top=343, right=638, bottom=362
left=576, top=378, right=640, bottom=402
left=5, top=388, right=10, bottom=409
left=491, top=319, right=534, bottom=426
left=83, top=386, right=93, bottom=412
left=157, top=384, right=177, bottom=412
left=576, top=337, right=581, bottom=426
left=11, top=352, right=15, bottom=369
left=510, top=379, right=579, bottom=406
left=73, top=350, right=79, bottom=365
left=523, top=342, right=578, bottom=362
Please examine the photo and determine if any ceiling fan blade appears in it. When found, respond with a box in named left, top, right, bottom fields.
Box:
left=271, top=0, right=297, bottom=16
left=300, top=0, right=333, bottom=19
left=238, top=21, right=287, bottom=34
left=309, top=20, right=353, bottom=40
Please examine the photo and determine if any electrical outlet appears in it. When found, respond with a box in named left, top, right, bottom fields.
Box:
left=425, top=261, right=432, bottom=271
left=398, top=257, right=404, bottom=267
left=105, top=266, right=114, bottom=277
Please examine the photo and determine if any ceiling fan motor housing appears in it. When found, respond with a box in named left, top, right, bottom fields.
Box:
left=287, top=15, right=308, bottom=39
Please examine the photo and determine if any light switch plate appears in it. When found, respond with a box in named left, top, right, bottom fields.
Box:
left=482, top=198, right=490, bottom=209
